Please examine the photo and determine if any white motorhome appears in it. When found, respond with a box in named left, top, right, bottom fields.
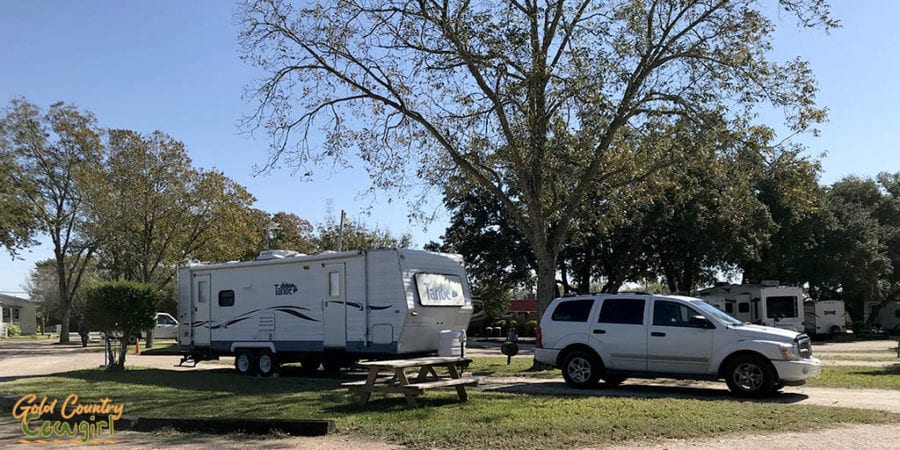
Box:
left=864, top=301, right=900, bottom=333
left=693, top=282, right=805, bottom=332
left=177, top=248, right=473, bottom=375
left=804, top=300, right=847, bottom=336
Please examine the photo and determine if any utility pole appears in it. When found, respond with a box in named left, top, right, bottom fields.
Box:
left=337, top=210, right=347, bottom=252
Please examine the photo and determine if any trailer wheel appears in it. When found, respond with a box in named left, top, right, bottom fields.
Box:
left=257, top=352, right=279, bottom=377
left=830, top=325, right=842, bottom=336
left=235, top=351, right=256, bottom=375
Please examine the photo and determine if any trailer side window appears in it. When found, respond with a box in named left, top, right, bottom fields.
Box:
left=738, top=303, right=749, bottom=313
left=218, top=290, right=235, bottom=307
left=766, top=296, right=798, bottom=318
left=725, top=303, right=733, bottom=313
left=328, top=271, right=341, bottom=298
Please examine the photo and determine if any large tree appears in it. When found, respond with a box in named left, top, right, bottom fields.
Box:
left=0, top=147, right=36, bottom=257
left=0, top=99, right=104, bottom=343
left=89, top=130, right=260, bottom=286
left=240, top=0, right=835, bottom=315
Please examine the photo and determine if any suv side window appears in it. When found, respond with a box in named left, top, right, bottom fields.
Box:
left=653, top=301, right=700, bottom=327
left=597, top=299, right=645, bottom=325
left=551, top=300, right=594, bottom=322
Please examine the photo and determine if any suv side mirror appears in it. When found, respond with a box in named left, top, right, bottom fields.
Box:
left=689, top=315, right=714, bottom=329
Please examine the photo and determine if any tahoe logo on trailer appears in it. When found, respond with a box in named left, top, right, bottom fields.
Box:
left=274, top=283, right=298, bottom=296
left=422, top=282, right=459, bottom=302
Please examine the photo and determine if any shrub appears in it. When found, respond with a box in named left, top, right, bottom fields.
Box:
left=84, top=280, right=159, bottom=370
left=524, top=320, right=538, bottom=337
left=8, top=324, right=21, bottom=337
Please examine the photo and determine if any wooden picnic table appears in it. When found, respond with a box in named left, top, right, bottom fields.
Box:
left=343, top=356, right=478, bottom=408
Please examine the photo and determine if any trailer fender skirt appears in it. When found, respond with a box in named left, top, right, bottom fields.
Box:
left=230, top=342, right=276, bottom=354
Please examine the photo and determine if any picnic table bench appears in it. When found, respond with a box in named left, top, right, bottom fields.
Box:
left=343, top=356, right=478, bottom=408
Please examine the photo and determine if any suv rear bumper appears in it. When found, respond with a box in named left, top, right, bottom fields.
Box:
left=772, top=357, right=821, bottom=382
left=535, top=348, right=560, bottom=367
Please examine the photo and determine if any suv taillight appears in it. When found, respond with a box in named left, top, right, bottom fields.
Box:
left=536, top=327, right=542, bottom=348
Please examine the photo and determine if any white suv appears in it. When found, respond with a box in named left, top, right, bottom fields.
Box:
left=535, top=294, right=821, bottom=397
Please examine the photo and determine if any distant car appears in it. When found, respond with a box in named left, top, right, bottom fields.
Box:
left=149, top=312, right=179, bottom=339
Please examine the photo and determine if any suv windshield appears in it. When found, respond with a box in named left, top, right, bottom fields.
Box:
left=692, top=300, right=743, bottom=326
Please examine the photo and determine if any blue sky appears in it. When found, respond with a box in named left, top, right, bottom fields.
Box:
left=1, top=1, right=898, bottom=295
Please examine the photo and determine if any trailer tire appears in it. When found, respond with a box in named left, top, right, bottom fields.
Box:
left=257, top=352, right=278, bottom=377
left=235, top=351, right=256, bottom=375
left=830, top=325, right=842, bottom=336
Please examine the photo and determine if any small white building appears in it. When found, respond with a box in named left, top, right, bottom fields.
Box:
left=0, top=294, right=38, bottom=336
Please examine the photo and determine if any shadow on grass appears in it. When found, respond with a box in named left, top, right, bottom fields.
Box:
left=845, top=364, right=900, bottom=376
left=48, top=367, right=354, bottom=395
left=483, top=379, right=809, bottom=404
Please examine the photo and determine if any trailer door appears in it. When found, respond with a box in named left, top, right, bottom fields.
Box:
left=192, top=273, right=211, bottom=347
left=323, top=263, right=347, bottom=349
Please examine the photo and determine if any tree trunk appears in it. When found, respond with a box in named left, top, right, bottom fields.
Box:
left=56, top=257, right=71, bottom=344
left=117, top=339, right=128, bottom=370
left=535, top=255, right=558, bottom=321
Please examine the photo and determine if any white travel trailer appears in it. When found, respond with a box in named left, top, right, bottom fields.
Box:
left=177, top=248, right=473, bottom=375
left=803, top=300, right=848, bottom=336
left=693, top=282, right=805, bottom=332
left=864, top=301, right=900, bottom=333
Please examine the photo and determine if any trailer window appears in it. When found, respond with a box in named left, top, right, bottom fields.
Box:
left=328, top=271, right=341, bottom=298
left=415, top=273, right=465, bottom=306
left=198, top=281, right=208, bottom=303
left=218, top=290, right=235, bottom=307
left=766, top=296, right=798, bottom=318
left=598, top=299, right=645, bottom=325
left=551, top=300, right=593, bottom=322
left=725, top=303, right=733, bottom=313
left=738, top=303, right=749, bottom=313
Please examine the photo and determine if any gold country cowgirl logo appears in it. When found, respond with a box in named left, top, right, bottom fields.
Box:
left=12, top=393, right=124, bottom=445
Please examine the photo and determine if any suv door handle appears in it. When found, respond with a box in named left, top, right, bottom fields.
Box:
left=651, top=332, right=666, bottom=337
left=592, top=329, right=606, bottom=334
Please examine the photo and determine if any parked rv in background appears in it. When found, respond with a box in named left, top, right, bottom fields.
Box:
left=804, top=300, right=847, bottom=336
left=177, top=248, right=473, bottom=375
left=693, top=282, right=805, bottom=332
left=864, top=301, right=900, bottom=333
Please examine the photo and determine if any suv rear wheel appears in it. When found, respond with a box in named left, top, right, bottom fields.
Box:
left=561, top=350, right=602, bottom=388
left=725, top=354, right=776, bottom=398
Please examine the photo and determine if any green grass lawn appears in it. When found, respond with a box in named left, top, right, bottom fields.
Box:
left=806, top=365, right=900, bottom=390
left=2, top=368, right=898, bottom=449
left=818, top=354, right=900, bottom=362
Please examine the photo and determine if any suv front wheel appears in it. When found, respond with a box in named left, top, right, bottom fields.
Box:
left=562, top=350, right=602, bottom=388
left=725, top=354, right=776, bottom=398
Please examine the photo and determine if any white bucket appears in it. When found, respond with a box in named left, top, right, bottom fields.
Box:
left=438, top=329, right=466, bottom=357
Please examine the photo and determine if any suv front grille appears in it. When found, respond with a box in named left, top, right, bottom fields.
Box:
left=797, top=334, right=813, bottom=358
